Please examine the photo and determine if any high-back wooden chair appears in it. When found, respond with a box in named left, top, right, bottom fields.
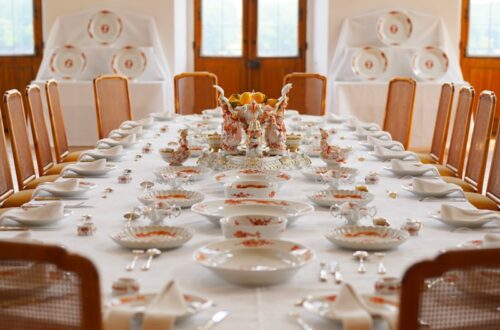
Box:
left=465, top=120, right=500, bottom=210
left=399, top=248, right=500, bottom=330
left=382, top=77, right=416, bottom=149
left=45, top=80, right=82, bottom=163
left=434, top=86, right=475, bottom=178
left=0, top=241, right=102, bottom=330
left=93, top=75, right=133, bottom=139
left=174, top=72, right=218, bottom=115
left=3, top=90, right=58, bottom=191
left=0, top=105, right=15, bottom=206
left=283, top=73, right=327, bottom=116
left=417, top=83, right=454, bottom=164
left=442, top=91, right=496, bottom=192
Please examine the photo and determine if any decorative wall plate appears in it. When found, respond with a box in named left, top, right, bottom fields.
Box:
left=412, top=46, right=449, bottom=80
left=376, top=11, right=413, bottom=46
left=351, top=47, right=388, bottom=80
left=111, top=46, right=147, bottom=79
left=49, top=45, right=87, bottom=80
left=88, top=10, right=123, bottom=45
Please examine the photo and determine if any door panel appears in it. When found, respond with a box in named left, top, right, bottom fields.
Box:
left=194, top=0, right=306, bottom=97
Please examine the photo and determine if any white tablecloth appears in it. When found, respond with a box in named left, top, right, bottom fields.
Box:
left=330, top=81, right=469, bottom=149
left=0, top=115, right=487, bottom=329
left=32, top=80, right=169, bottom=146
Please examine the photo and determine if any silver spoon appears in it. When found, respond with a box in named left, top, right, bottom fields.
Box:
left=353, top=250, right=369, bottom=274
left=374, top=252, right=386, bottom=275
left=141, top=248, right=161, bottom=271
left=288, top=311, right=314, bottom=330
left=126, top=249, right=144, bottom=271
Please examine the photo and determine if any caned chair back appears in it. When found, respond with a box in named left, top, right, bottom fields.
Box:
left=429, top=83, right=454, bottom=164
left=3, top=90, right=37, bottom=190
left=26, top=85, right=54, bottom=176
left=93, top=75, right=133, bottom=139
left=0, top=106, right=15, bottom=205
left=463, top=91, right=496, bottom=192
left=174, top=72, right=218, bottom=115
left=0, top=241, right=102, bottom=330
left=399, top=248, right=500, bottom=330
left=283, top=73, right=327, bottom=116
left=486, top=121, right=500, bottom=205
left=445, top=86, right=475, bottom=177
left=45, top=80, right=70, bottom=163
left=383, top=77, right=416, bottom=149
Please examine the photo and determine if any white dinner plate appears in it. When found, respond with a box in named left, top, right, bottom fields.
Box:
left=429, top=210, right=497, bottom=228
left=376, top=11, right=413, bottom=45
left=1, top=209, right=72, bottom=227
left=63, top=163, right=118, bottom=177
left=49, top=45, right=87, bottom=80
left=137, top=189, right=205, bottom=208
left=191, top=199, right=314, bottom=226
left=154, top=166, right=211, bottom=182
left=215, top=169, right=292, bottom=188
left=325, top=226, right=409, bottom=250
left=88, top=10, right=122, bottom=45
left=110, top=226, right=193, bottom=250
left=35, top=181, right=97, bottom=198
left=412, top=46, right=449, bottom=81
left=401, top=183, right=463, bottom=198
left=352, top=46, right=388, bottom=80
left=301, top=166, right=358, bottom=182
left=193, top=238, right=314, bottom=286
left=307, top=189, right=374, bottom=207
left=111, top=46, right=147, bottom=79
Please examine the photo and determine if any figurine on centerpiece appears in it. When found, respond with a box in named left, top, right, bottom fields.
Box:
left=265, top=111, right=287, bottom=155
left=215, top=85, right=243, bottom=155
left=246, top=119, right=263, bottom=158
left=319, top=128, right=352, bottom=166
left=159, top=129, right=190, bottom=165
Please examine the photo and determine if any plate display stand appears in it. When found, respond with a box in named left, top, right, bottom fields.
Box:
left=197, top=151, right=311, bottom=171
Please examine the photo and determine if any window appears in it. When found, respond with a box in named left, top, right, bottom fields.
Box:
left=200, top=0, right=243, bottom=57
left=257, top=0, right=299, bottom=57
left=0, top=0, right=36, bottom=56
left=467, top=0, right=500, bottom=56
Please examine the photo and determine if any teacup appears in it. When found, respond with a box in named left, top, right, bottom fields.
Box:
left=143, top=201, right=181, bottom=225
left=112, top=278, right=140, bottom=296
left=286, top=134, right=303, bottom=152
left=207, top=132, right=222, bottom=152
left=401, top=218, right=423, bottom=236
left=330, top=202, right=377, bottom=226
left=220, top=215, right=287, bottom=239
left=224, top=180, right=278, bottom=199
left=374, top=277, right=401, bottom=296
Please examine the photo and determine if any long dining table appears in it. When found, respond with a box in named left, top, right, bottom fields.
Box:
left=0, top=114, right=488, bottom=329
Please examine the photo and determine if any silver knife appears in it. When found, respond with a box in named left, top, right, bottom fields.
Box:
left=330, top=261, right=342, bottom=284
left=195, top=310, right=229, bottom=330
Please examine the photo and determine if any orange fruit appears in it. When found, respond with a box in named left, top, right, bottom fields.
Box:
left=252, top=92, right=266, bottom=104
left=239, top=92, right=253, bottom=105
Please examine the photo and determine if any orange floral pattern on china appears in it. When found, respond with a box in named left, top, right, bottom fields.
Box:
left=177, top=168, right=200, bottom=174
left=156, top=194, right=189, bottom=199
left=268, top=191, right=276, bottom=198
left=343, top=231, right=388, bottom=238
left=236, top=217, right=273, bottom=226
left=332, top=193, right=362, bottom=199
left=235, top=184, right=267, bottom=189
left=215, top=174, right=226, bottom=181
left=239, top=169, right=263, bottom=174
left=277, top=173, right=290, bottom=180
left=135, top=230, right=177, bottom=238
left=238, top=239, right=273, bottom=247
left=233, top=230, right=261, bottom=238
left=224, top=199, right=288, bottom=206
left=195, top=252, right=207, bottom=261
left=232, top=192, right=251, bottom=198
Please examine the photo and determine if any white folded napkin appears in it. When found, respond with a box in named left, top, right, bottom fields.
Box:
left=63, top=159, right=107, bottom=172
left=110, top=126, right=143, bottom=138
left=411, top=178, right=462, bottom=194
left=345, top=118, right=380, bottom=131
left=374, top=145, right=417, bottom=160
left=0, top=202, right=65, bottom=223
left=326, top=113, right=350, bottom=123
left=80, top=145, right=124, bottom=160
left=33, top=179, right=80, bottom=197
left=330, top=284, right=373, bottom=330
left=105, top=281, right=187, bottom=330
left=440, top=204, right=500, bottom=222
left=367, top=136, right=404, bottom=150
left=356, top=127, right=391, bottom=140
left=121, top=117, right=154, bottom=129
left=203, top=107, right=223, bottom=116
left=390, top=159, right=430, bottom=171
left=484, top=234, right=500, bottom=247
left=97, top=134, right=136, bottom=147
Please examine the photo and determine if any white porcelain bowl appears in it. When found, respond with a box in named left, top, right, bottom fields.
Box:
left=220, top=215, right=287, bottom=239
left=224, top=180, right=278, bottom=199
left=193, top=239, right=314, bottom=286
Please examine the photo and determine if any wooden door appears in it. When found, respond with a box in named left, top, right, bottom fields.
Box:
left=0, top=0, right=43, bottom=126
left=461, top=0, right=500, bottom=126
left=194, top=0, right=306, bottom=99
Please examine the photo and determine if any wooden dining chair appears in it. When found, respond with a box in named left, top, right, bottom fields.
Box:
left=463, top=120, right=500, bottom=210
left=417, top=83, right=454, bottom=164
left=283, top=73, right=327, bottom=116
left=0, top=240, right=102, bottom=330
left=441, top=91, right=496, bottom=193
left=434, top=86, right=475, bottom=177
left=45, top=80, right=84, bottom=163
left=0, top=105, right=34, bottom=209
left=174, top=72, right=218, bottom=115
left=25, top=85, right=74, bottom=176
left=382, top=77, right=416, bottom=149
left=3, top=90, right=59, bottom=191
left=399, top=248, right=500, bottom=330
left=93, top=75, right=133, bottom=139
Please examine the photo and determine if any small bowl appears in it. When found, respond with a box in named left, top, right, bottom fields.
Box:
left=286, top=134, right=303, bottom=152
left=224, top=180, right=278, bottom=199
left=374, top=277, right=401, bottom=296
left=158, top=148, right=187, bottom=166
left=220, top=215, right=287, bottom=239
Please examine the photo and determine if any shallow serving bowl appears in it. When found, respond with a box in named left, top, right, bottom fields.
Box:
left=215, top=169, right=291, bottom=189
left=220, top=215, right=287, bottom=239
left=224, top=180, right=278, bottom=199
left=138, top=189, right=205, bottom=208
left=325, top=226, right=409, bottom=251
left=307, top=189, right=374, bottom=207
left=191, top=199, right=314, bottom=226
left=110, top=226, right=193, bottom=250
left=154, top=166, right=212, bottom=182
left=193, top=238, right=314, bottom=286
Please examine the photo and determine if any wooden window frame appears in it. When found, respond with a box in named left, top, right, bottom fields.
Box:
left=461, top=0, right=500, bottom=59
